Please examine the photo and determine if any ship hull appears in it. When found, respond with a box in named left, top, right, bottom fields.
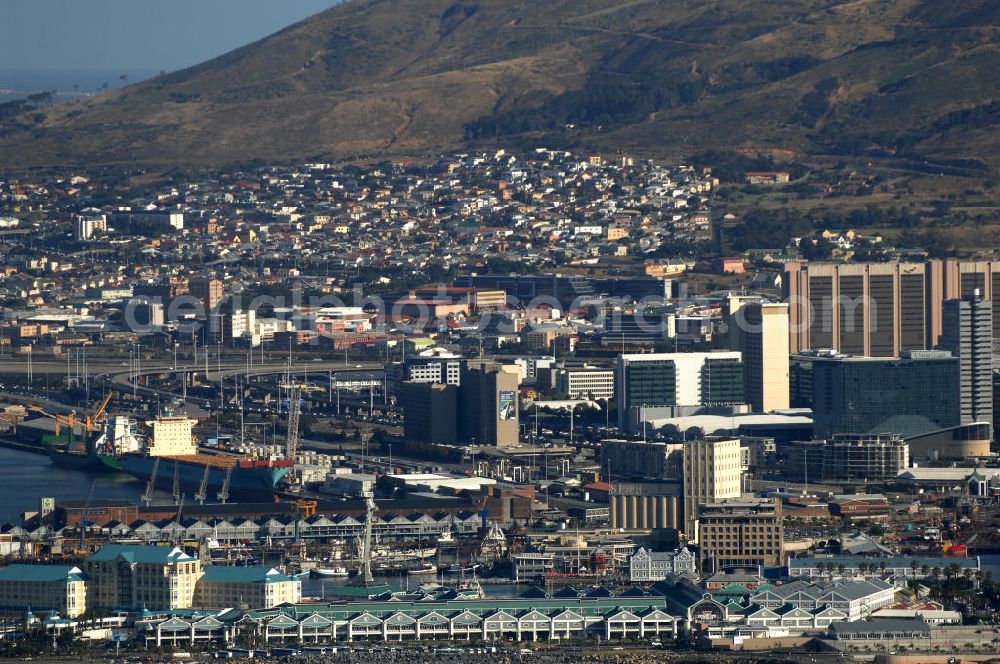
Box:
left=118, top=454, right=290, bottom=501
left=43, top=436, right=121, bottom=472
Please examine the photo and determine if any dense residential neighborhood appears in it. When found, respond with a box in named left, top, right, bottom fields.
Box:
left=0, top=150, right=999, bottom=663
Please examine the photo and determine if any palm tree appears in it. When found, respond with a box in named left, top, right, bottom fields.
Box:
left=837, top=564, right=846, bottom=578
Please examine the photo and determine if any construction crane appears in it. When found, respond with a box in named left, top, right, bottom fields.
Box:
left=27, top=392, right=113, bottom=438
left=142, top=457, right=161, bottom=506
left=195, top=466, right=210, bottom=505
left=78, top=479, right=97, bottom=553
left=217, top=465, right=233, bottom=503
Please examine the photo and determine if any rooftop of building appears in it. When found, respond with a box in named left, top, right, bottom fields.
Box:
left=199, top=566, right=295, bottom=584
left=86, top=544, right=194, bottom=565
left=829, top=617, right=931, bottom=635
left=789, top=555, right=979, bottom=569
left=0, top=564, right=84, bottom=583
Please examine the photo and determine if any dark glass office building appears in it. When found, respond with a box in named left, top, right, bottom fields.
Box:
left=810, top=350, right=960, bottom=438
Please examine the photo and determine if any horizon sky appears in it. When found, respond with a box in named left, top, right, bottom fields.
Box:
left=0, top=0, right=338, bottom=73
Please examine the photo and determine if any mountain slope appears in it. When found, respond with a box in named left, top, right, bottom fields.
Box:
left=1, top=0, right=998, bottom=169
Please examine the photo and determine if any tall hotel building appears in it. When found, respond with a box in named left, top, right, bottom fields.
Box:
left=783, top=259, right=1000, bottom=356
left=941, top=293, right=993, bottom=426
left=730, top=301, right=790, bottom=412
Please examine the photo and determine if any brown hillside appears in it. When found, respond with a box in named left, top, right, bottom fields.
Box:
left=0, top=0, right=998, bottom=169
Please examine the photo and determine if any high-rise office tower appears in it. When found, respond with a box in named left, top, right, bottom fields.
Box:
left=188, top=277, right=225, bottom=313
left=681, top=437, right=743, bottom=539
left=730, top=301, right=790, bottom=412
left=940, top=291, right=993, bottom=426
left=806, top=350, right=960, bottom=438
left=783, top=262, right=928, bottom=356
left=188, top=276, right=226, bottom=342
left=458, top=362, right=520, bottom=447
left=784, top=259, right=1000, bottom=356
left=401, top=381, right=458, bottom=444
left=614, top=352, right=745, bottom=433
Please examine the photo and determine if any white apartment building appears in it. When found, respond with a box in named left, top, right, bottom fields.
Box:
left=0, top=565, right=87, bottom=617
left=554, top=365, right=615, bottom=400
left=74, top=214, right=107, bottom=241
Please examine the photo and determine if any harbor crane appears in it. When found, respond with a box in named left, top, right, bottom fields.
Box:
left=77, top=479, right=97, bottom=554
left=172, top=460, right=181, bottom=504
left=28, top=392, right=113, bottom=438
left=195, top=465, right=210, bottom=504
left=142, top=457, right=161, bottom=506
left=280, top=382, right=305, bottom=485
left=217, top=464, right=233, bottom=503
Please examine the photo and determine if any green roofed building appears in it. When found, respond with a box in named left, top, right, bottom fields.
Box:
left=196, top=566, right=301, bottom=609
left=0, top=564, right=87, bottom=617
left=84, top=544, right=202, bottom=611
left=138, top=593, right=681, bottom=648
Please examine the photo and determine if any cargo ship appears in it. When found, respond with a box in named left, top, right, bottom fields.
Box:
left=117, top=453, right=293, bottom=501
left=42, top=415, right=140, bottom=473
left=43, top=435, right=121, bottom=472
left=115, top=415, right=293, bottom=501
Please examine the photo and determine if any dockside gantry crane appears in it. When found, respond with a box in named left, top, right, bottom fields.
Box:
left=27, top=392, right=113, bottom=439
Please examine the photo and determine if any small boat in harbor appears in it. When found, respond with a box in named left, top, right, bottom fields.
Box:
left=407, top=563, right=437, bottom=576
left=312, top=566, right=350, bottom=577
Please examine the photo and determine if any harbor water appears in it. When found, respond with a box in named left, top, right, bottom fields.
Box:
left=299, top=574, right=531, bottom=599
left=0, top=445, right=168, bottom=520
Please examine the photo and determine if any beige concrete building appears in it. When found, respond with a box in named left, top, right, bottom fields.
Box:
left=905, top=422, right=992, bottom=460
left=0, top=564, right=87, bottom=617
left=84, top=544, right=201, bottom=611
left=784, top=259, right=1000, bottom=356
left=731, top=301, right=790, bottom=412
left=146, top=416, right=197, bottom=456
left=4, top=547, right=301, bottom=615
left=682, top=437, right=743, bottom=538
left=610, top=480, right=682, bottom=531
left=459, top=362, right=520, bottom=447
left=194, top=566, right=301, bottom=609
left=697, top=498, right=784, bottom=572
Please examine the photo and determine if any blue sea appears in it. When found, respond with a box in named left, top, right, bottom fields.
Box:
left=0, top=68, right=161, bottom=101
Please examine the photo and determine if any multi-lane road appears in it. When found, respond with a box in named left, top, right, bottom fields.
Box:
left=0, top=355, right=387, bottom=413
